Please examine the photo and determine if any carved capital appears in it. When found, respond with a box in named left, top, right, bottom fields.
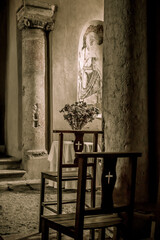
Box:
left=26, top=149, right=48, bottom=158
left=16, top=0, right=56, bottom=31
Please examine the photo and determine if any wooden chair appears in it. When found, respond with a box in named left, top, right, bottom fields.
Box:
left=41, top=152, right=142, bottom=240
left=39, top=130, right=103, bottom=233
left=134, top=202, right=160, bottom=239
left=133, top=177, right=160, bottom=239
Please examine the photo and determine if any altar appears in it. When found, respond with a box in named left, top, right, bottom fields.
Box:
left=48, top=140, right=102, bottom=189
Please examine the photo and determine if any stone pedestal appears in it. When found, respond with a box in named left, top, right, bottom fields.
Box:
left=16, top=0, right=56, bottom=179
left=103, top=1, right=148, bottom=202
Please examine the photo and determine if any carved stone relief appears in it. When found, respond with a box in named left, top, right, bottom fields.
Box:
left=78, top=20, right=103, bottom=114
left=32, top=103, right=40, bottom=128
left=16, top=0, right=56, bottom=31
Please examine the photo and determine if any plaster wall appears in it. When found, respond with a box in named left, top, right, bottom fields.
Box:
left=5, top=0, right=22, bottom=159
left=48, top=0, right=104, bottom=141
left=5, top=0, right=104, bottom=158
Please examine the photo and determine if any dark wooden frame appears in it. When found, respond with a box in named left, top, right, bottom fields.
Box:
left=39, top=130, right=103, bottom=234
left=41, top=152, right=142, bottom=240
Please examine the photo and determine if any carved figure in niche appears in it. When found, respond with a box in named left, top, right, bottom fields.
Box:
left=33, top=103, right=40, bottom=127
left=78, top=24, right=103, bottom=112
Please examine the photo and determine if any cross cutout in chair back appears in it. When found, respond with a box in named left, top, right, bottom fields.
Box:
left=40, top=151, right=141, bottom=240
left=73, top=132, right=84, bottom=152
left=101, top=156, right=117, bottom=213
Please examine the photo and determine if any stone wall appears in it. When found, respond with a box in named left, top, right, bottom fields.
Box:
left=0, top=0, right=7, bottom=146
left=103, top=0, right=148, bottom=202
left=5, top=0, right=104, bottom=159
left=50, top=0, right=104, bottom=139
left=5, top=0, right=22, bottom=159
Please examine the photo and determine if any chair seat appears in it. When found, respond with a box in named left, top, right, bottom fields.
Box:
left=42, top=170, right=92, bottom=181
left=42, top=213, right=123, bottom=230
left=41, top=152, right=141, bottom=240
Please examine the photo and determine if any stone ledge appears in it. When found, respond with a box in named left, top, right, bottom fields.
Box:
left=0, top=157, right=21, bottom=164
left=0, top=169, right=26, bottom=175
left=0, top=179, right=41, bottom=190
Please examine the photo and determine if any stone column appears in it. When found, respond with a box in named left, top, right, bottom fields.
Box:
left=103, top=0, right=148, bottom=202
left=16, top=0, right=56, bottom=179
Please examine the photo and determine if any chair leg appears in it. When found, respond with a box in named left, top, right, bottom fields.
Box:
left=39, top=174, right=45, bottom=233
left=155, top=215, right=160, bottom=240
left=57, top=231, right=62, bottom=240
left=90, top=177, right=96, bottom=239
left=98, top=228, right=105, bottom=240
left=57, top=180, right=62, bottom=240
left=90, top=229, right=95, bottom=240
left=120, top=223, right=130, bottom=240
left=114, top=226, right=122, bottom=240
left=91, top=164, right=96, bottom=208
left=41, top=218, right=49, bottom=240
left=57, top=180, right=62, bottom=214
left=150, top=220, right=156, bottom=239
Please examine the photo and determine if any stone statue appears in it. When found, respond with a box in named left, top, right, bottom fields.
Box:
left=78, top=23, right=103, bottom=111
left=33, top=103, right=40, bottom=127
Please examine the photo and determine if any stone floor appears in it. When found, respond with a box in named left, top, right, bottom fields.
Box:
left=0, top=183, right=77, bottom=240
left=0, top=183, right=44, bottom=239
left=0, top=183, right=154, bottom=240
left=0, top=183, right=102, bottom=240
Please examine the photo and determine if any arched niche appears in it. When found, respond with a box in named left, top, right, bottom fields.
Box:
left=77, top=20, right=103, bottom=117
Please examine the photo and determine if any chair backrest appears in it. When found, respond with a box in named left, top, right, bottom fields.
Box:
left=52, top=130, right=103, bottom=211
left=53, top=130, right=103, bottom=168
left=74, top=152, right=142, bottom=235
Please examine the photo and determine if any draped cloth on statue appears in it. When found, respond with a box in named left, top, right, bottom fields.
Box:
left=80, top=68, right=101, bottom=100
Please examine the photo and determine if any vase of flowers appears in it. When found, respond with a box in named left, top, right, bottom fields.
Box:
left=60, top=101, right=99, bottom=130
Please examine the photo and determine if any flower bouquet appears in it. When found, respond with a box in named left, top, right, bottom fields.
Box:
left=60, top=101, right=99, bottom=130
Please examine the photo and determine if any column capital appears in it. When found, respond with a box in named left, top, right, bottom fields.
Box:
left=16, top=0, right=56, bottom=31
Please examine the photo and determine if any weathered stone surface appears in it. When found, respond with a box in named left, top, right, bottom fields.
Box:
left=103, top=0, right=148, bottom=202
left=22, top=29, right=46, bottom=152
left=16, top=0, right=56, bottom=31
left=16, top=1, right=56, bottom=179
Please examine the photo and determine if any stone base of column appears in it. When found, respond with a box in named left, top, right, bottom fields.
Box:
left=22, top=150, right=50, bottom=180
